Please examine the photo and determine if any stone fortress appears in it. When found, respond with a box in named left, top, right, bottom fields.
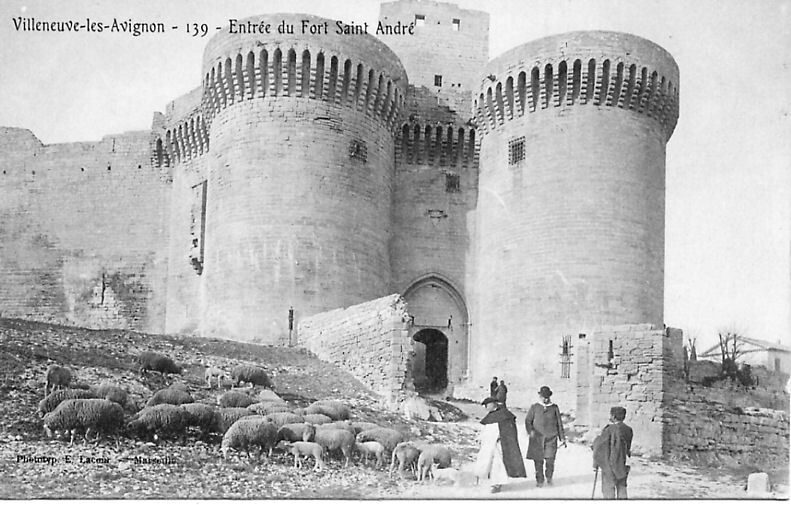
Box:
left=2, top=0, right=787, bottom=464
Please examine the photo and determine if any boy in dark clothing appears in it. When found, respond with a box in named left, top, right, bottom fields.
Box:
left=494, top=380, right=508, bottom=405
left=593, top=406, right=633, bottom=499
left=490, top=377, right=498, bottom=397
left=524, top=385, right=566, bottom=487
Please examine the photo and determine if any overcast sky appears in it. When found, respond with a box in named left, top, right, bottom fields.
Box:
left=1, top=0, right=789, bottom=351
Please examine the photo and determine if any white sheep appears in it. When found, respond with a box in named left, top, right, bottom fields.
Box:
left=37, top=389, right=95, bottom=417
left=247, top=402, right=291, bottom=415
left=127, top=404, right=188, bottom=441
left=221, top=417, right=278, bottom=458
left=312, top=428, right=355, bottom=467
left=356, top=427, right=405, bottom=453
left=278, top=441, right=325, bottom=471
left=145, top=388, right=194, bottom=407
left=204, top=366, right=228, bottom=388
left=304, top=400, right=350, bottom=420
left=389, top=441, right=421, bottom=478
left=431, top=464, right=461, bottom=485
left=350, top=421, right=381, bottom=434
left=417, top=444, right=453, bottom=481
left=42, top=398, right=124, bottom=444
left=355, top=440, right=386, bottom=468
left=44, top=365, right=72, bottom=396
left=302, top=413, right=332, bottom=425
left=263, top=412, right=303, bottom=428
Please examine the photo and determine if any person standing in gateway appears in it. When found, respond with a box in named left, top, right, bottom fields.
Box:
left=525, top=385, right=566, bottom=487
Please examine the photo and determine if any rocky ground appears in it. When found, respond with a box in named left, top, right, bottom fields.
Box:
left=0, top=318, right=786, bottom=499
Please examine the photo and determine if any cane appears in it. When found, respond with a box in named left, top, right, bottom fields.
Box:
left=591, top=468, right=599, bottom=499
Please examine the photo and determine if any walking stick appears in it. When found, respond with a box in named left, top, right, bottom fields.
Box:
left=591, top=468, right=599, bottom=499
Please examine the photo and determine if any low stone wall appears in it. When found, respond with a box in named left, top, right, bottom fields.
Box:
left=297, top=294, right=411, bottom=402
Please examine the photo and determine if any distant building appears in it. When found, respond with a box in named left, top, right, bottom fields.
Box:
left=698, top=336, right=791, bottom=373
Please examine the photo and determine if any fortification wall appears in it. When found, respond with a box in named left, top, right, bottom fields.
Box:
left=469, top=32, right=679, bottom=408
left=0, top=128, right=170, bottom=332
left=298, top=294, right=412, bottom=401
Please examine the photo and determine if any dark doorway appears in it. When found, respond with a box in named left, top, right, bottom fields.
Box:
left=413, top=329, right=448, bottom=393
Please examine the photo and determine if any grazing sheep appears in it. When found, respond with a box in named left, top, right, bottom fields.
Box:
left=389, top=441, right=421, bottom=478
left=356, top=427, right=405, bottom=453
left=168, top=382, right=190, bottom=392
left=278, top=441, right=325, bottom=471
left=145, top=388, right=194, bottom=408
left=276, top=423, right=316, bottom=443
left=181, top=403, right=217, bottom=433
left=292, top=407, right=307, bottom=416
left=137, top=351, right=182, bottom=375
left=90, top=382, right=127, bottom=407
left=218, top=391, right=256, bottom=408
left=350, top=421, right=381, bottom=434
left=355, top=441, right=386, bottom=468
left=38, top=389, right=96, bottom=417
left=263, top=412, right=303, bottom=428
left=44, top=365, right=72, bottom=396
left=221, top=417, right=278, bottom=458
left=302, top=413, right=332, bottom=425
left=231, top=365, right=272, bottom=388
left=43, top=399, right=124, bottom=444
left=417, top=444, right=452, bottom=481
left=431, top=464, right=461, bottom=485
left=247, top=402, right=291, bottom=415
left=258, top=389, right=283, bottom=403
left=212, top=407, right=254, bottom=434
left=127, top=404, right=188, bottom=441
left=312, top=428, right=355, bottom=467
left=316, top=421, right=356, bottom=435
left=204, top=366, right=228, bottom=388
left=304, top=400, right=350, bottom=420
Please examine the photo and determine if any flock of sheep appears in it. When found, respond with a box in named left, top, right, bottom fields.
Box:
left=35, top=352, right=458, bottom=483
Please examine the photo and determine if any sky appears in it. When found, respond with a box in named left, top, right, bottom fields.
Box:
left=0, top=0, right=789, bottom=352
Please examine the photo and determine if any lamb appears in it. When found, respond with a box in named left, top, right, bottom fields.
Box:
left=277, top=441, right=325, bottom=471
left=389, top=441, right=421, bottom=478
left=355, top=441, right=386, bottom=468
left=416, top=444, right=453, bottom=481
left=145, top=388, right=194, bottom=407
left=38, top=389, right=96, bottom=417
left=302, top=413, right=332, bottom=425
left=181, top=402, right=217, bottom=433
left=247, top=402, right=291, bottom=415
left=356, top=427, right=406, bottom=453
left=44, top=365, right=72, bottom=396
left=231, top=365, right=272, bottom=388
left=304, top=400, right=350, bottom=420
left=221, top=417, right=278, bottom=458
left=431, top=464, right=461, bottom=485
left=204, top=366, right=228, bottom=388
left=212, top=407, right=255, bottom=434
left=218, top=391, right=256, bottom=408
left=127, top=404, right=188, bottom=441
left=311, top=428, right=355, bottom=467
left=90, top=382, right=127, bottom=407
left=42, top=398, right=124, bottom=444
left=137, top=351, right=182, bottom=375
left=276, top=423, right=316, bottom=443
left=350, top=421, right=381, bottom=434
left=263, top=412, right=303, bottom=428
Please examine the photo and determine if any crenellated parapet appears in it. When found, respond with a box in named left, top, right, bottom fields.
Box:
left=474, top=31, right=679, bottom=141
left=396, top=121, right=478, bottom=169
left=156, top=112, right=210, bottom=167
left=200, top=14, right=408, bottom=134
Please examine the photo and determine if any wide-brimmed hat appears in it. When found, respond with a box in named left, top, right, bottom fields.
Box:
left=481, top=397, right=499, bottom=406
left=538, top=386, right=553, bottom=398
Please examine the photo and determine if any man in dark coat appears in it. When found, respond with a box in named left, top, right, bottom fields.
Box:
left=593, top=406, right=633, bottom=499
left=490, top=376, right=499, bottom=397
left=524, top=385, right=566, bottom=487
left=494, top=380, right=508, bottom=406
left=476, top=397, right=526, bottom=493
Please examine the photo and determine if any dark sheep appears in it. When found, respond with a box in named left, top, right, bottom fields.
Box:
left=356, top=427, right=405, bottom=453
left=221, top=417, right=278, bottom=458
left=145, top=388, right=194, bottom=408
left=231, top=365, right=272, bottom=388
left=212, top=407, right=254, bottom=434
left=44, top=365, right=72, bottom=396
left=276, top=423, right=316, bottom=443
left=38, top=389, right=96, bottom=417
left=218, top=391, right=256, bottom=408
left=43, top=399, right=124, bottom=444
left=181, top=403, right=217, bottom=433
left=312, top=428, right=355, bottom=467
left=127, top=404, right=188, bottom=441
left=91, top=382, right=127, bottom=407
left=137, top=351, right=182, bottom=375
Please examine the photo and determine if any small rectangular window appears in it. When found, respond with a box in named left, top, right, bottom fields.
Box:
left=452, top=18, right=460, bottom=31
left=349, top=139, right=367, bottom=162
left=445, top=173, right=460, bottom=193
left=508, top=136, right=525, bottom=165
left=560, top=334, right=573, bottom=379
left=434, top=75, right=442, bottom=87
left=415, top=14, right=425, bottom=26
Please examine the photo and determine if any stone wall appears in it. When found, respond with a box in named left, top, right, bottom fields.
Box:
left=298, top=294, right=412, bottom=401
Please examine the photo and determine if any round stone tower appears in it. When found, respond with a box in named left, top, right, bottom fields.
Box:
left=471, top=31, right=679, bottom=406
left=200, top=14, right=407, bottom=342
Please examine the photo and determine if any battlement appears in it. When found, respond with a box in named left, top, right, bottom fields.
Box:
left=396, top=121, right=478, bottom=168
left=199, top=14, right=408, bottom=134
left=475, top=31, right=679, bottom=141
left=154, top=111, right=209, bottom=168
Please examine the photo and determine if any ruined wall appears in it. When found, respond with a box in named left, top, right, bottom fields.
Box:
left=0, top=127, right=170, bottom=333
left=298, top=294, right=412, bottom=401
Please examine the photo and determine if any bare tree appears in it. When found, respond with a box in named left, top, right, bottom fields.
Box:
left=716, top=328, right=753, bottom=385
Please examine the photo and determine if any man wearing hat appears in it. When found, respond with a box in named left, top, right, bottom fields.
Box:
left=475, top=397, right=527, bottom=493
left=592, top=406, right=633, bottom=499
left=524, top=385, right=566, bottom=487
